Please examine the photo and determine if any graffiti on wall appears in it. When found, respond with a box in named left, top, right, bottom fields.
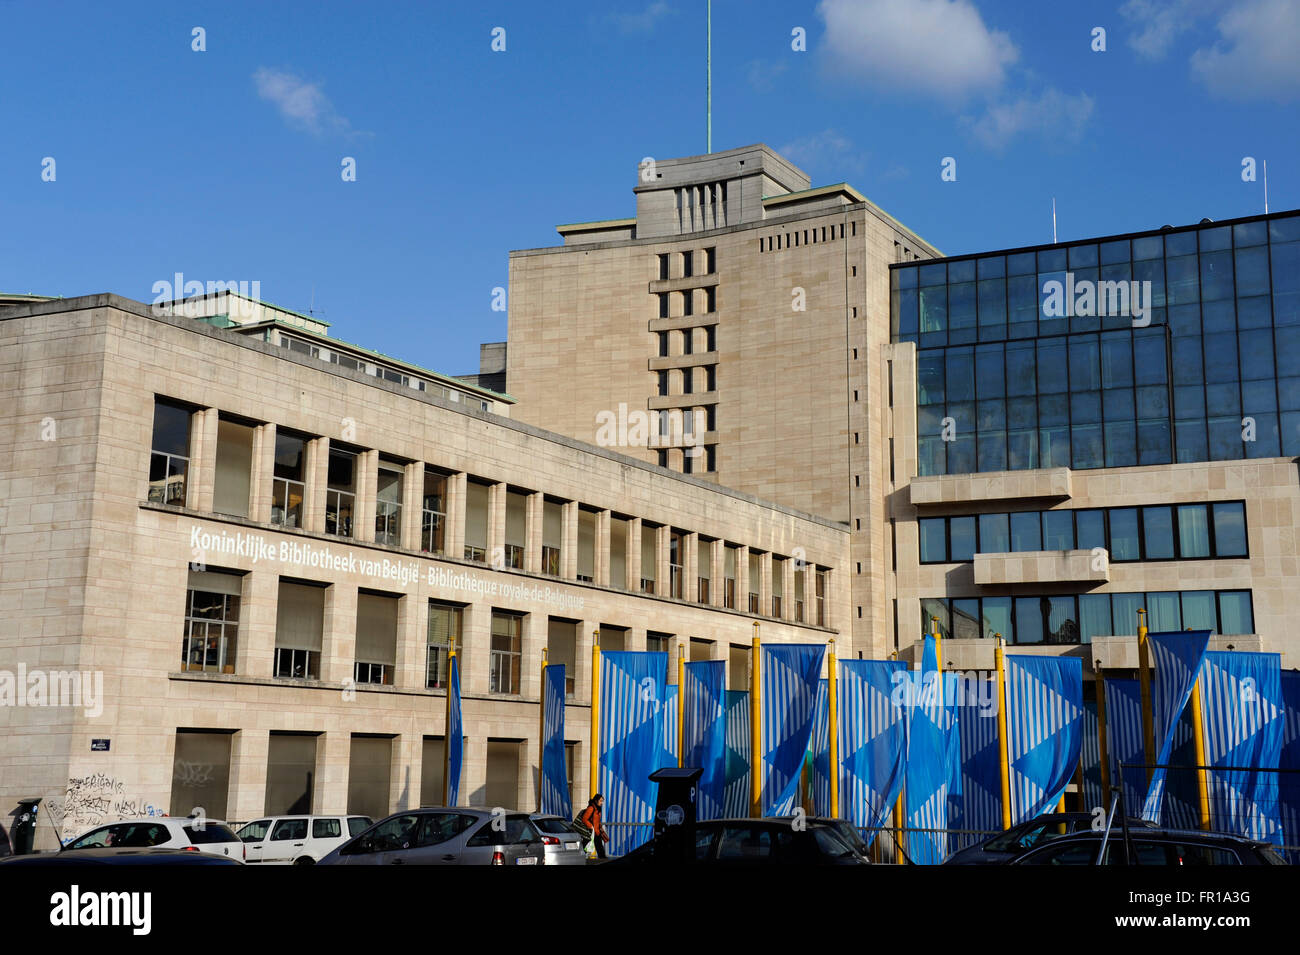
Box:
left=44, top=773, right=165, bottom=842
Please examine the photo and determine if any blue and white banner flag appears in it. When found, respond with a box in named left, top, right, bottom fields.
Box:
left=598, top=651, right=668, bottom=856
left=904, top=637, right=961, bottom=864
left=683, top=660, right=727, bottom=821
left=760, top=643, right=827, bottom=816
left=539, top=663, right=571, bottom=819
left=1280, top=672, right=1300, bottom=863
left=1105, top=677, right=1146, bottom=814
left=446, top=654, right=463, bottom=806
left=662, top=683, right=679, bottom=768
left=839, top=660, right=907, bottom=845
left=1142, top=630, right=1211, bottom=822
left=1197, top=651, right=1284, bottom=843
left=951, top=676, right=1001, bottom=852
left=1003, top=655, right=1082, bottom=825
left=1080, top=700, right=1103, bottom=814
left=810, top=679, right=831, bottom=815
left=723, top=689, right=751, bottom=817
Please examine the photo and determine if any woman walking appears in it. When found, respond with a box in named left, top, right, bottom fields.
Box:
left=578, top=793, right=609, bottom=859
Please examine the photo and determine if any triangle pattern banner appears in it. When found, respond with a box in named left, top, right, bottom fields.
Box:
left=682, top=660, right=727, bottom=821
left=950, top=676, right=1001, bottom=853
left=1003, top=655, right=1083, bottom=826
left=760, top=643, right=826, bottom=816
left=539, top=663, right=571, bottom=819
left=598, top=651, right=668, bottom=856
left=1142, top=630, right=1211, bottom=823
left=838, top=659, right=907, bottom=845
left=1280, top=672, right=1300, bottom=864
left=904, top=637, right=962, bottom=864
left=1105, top=677, right=1146, bottom=815
left=723, top=689, right=751, bottom=818
left=1197, top=651, right=1284, bottom=843
left=446, top=654, right=463, bottom=807
left=1080, top=700, right=1103, bottom=815
left=810, top=678, right=831, bottom=814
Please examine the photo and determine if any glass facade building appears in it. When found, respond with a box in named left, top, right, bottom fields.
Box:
left=892, top=210, right=1300, bottom=476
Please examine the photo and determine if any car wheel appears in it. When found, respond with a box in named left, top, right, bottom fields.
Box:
left=293, top=856, right=316, bottom=865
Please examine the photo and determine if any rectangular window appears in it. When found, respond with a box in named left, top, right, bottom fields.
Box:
left=981, top=596, right=1012, bottom=641
left=705, top=286, right=716, bottom=312
left=1211, top=501, right=1248, bottom=556
left=815, top=570, right=827, bottom=627
left=422, top=470, right=447, bottom=554
left=264, top=733, right=317, bottom=816
left=548, top=618, right=577, bottom=697
left=978, top=513, right=1009, bottom=553
left=705, top=247, right=716, bottom=274
left=682, top=290, right=694, bottom=317
left=272, top=432, right=307, bottom=528
left=1010, top=511, right=1042, bottom=552
left=354, top=593, right=398, bottom=686
left=274, top=580, right=324, bottom=679
left=463, top=481, right=489, bottom=561
left=427, top=601, right=462, bottom=689
left=919, top=518, right=947, bottom=563
left=172, top=731, right=232, bottom=822
left=1142, top=506, right=1175, bottom=560
left=326, top=447, right=357, bottom=537
left=682, top=251, right=693, bottom=278
left=149, top=399, right=192, bottom=505
left=658, top=253, right=670, bottom=280
left=375, top=464, right=403, bottom=546
left=1177, top=504, right=1211, bottom=558
left=1217, top=590, right=1254, bottom=634
left=1042, top=510, right=1075, bottom=550
left=1108, top=508, right=1140, bottom=561
left=490, top=612, right=523, bottom=695
left=949, top=516, right=976, bottom=561
left=213, top=418, right=254, bottom=517
left=182, top=570, right=242, bottom=673
left=1075, top=509, right=1106, bottom=551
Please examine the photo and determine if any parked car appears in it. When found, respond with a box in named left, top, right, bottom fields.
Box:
left=943, top=812, right=1157, bottom=865
left=607, top=818, right=869, bottom=865
left=529, top=813, right=588, bottom=865
left=319, top=808, right=547, bottom=865
left=237, top=815, right=372, bottom=864
left=60, top=817, right=244, bottom=860
left=770, top=815, right=873, bottom=861
left=1009, top=828, right=1289, bottom=866
left=0, top=847, right=242, bottom=866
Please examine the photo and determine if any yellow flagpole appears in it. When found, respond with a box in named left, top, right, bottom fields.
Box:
left=443, top=633, right=456, bottom=807
left=538, top=647, right=547, bottom=812
left=995, top=634, right=1011, bottom=830
left=677, top=641, right=686, bottom=768
left=750, top=622, right=761, bottom=818
left=931, top=616, right=942, bottom=676
left=1095, top=659, right=1111, bottom=803
left=590, top=632, right=600, bottom=801
left=1190, top=664, right=1212, bottom=831
left=1137, top=608, right=1155, bottom=786
left=891, top=649, right=904, bottom=863
left=828, top=638, right=839, bottom=818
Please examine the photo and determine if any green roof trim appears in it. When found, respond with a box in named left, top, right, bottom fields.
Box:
left=555, top=217, right=636, bottom=234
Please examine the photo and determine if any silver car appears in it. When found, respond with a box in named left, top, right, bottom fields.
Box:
left=529, top=814, right=588, bottom=865
left=320, top=808, right=546, bottom=866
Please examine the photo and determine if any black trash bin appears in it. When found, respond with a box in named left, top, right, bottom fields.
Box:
left=648, top=767, right=702, bottom=863
left=8, top=798, right=42, bottom=856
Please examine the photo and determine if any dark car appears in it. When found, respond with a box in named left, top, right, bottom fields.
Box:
left=1010, top=828, right=1289, bottom=866
left=770, top=816, right=873, bottom=861
left=607, top=818, right=869, bottom=865
left=943, top=812, right=1156, bottom=865
left=0, top=820, right=10, bottom=858
left=319, top=807, right=547, bottom=865
left=0, top=848, right=243, bottom=866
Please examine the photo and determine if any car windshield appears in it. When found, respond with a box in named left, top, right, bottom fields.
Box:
left=68, top=823, right=171, bottom=849
left=185, top=824, right=238, bottom=844
left=238, top=820, right=272, bottom=842
left=533, top=818, right=577, bottom=835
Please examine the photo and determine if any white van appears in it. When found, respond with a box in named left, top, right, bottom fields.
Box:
left=237, top=815, right=372, bottom=864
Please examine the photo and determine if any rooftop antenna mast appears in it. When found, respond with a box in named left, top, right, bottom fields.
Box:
left=1052, top=197, right=1058, bottom=244
left=1264, top=160, right=1269, bottom=214
left=706, top=0, right=712, bottom=153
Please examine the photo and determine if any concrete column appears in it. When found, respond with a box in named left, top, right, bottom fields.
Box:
left=249, top=422, right=276, bottom=523
left=189, top=407, right=219, bottom=512
left=782, top=557, right=797, bottom=622
left=394, top=733, right=421, bottom=812
left=241, top=567, right=279, bottom=678
left=323, top=582, right=358, bottom=684
left=396, top=592, right=425, bottom=690
left=462, top=735, right=487, bottom=808
left=627, top=518, right=642, bottom=591
left=401, top=461, right=423, bottom=550
left=445, top=471, right=467, bottom=559
left=657, top=524, right=671, bottom=598
left=520, top=612, right=543, bottom=701
left=577, top=623, right=598, bottom=706
left=303, top=437, right=328, bottom=534
left=684, top=531, right=699, bottom=603
left=355, top=449, right=379, bottom=544
left=318, top=730, right=351, bottom=815
left=595, top=509, right=611, bottom=588
left=710, top=539, right=725, bottom=608
left=228, top=727, right=269, bottom=823
left=488, top=482, right=507, bottom=569
left=760, top=552, right=773, bottom=618
left=561, top=501, right=579, bottom=579
left=461, top=600, right=490, bottom=696
left=736, top=545, right=750, bottom=613
left=525, top=492, right=543, bottom=573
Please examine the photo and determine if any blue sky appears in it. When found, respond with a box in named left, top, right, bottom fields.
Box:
left=3, top=0, right=1297, bottom=376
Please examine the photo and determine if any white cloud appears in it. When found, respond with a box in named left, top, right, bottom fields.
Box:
left=777, top=129, right=867, bottom=175
left=746, top=58, right=789, bottom=94
left=254, top=68, right=353, bottom=137
left=608, top=2, right=673, bottom=35
left=1119, top=0, right=1222, bottom=59
left=1191, top=0, right=1300, bottom=100
left=962, top=88, right=1096, bottom=151
left=817, top=0, right=1018, bottom=100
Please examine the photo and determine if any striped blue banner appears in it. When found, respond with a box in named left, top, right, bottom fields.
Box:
left=723, top=689, right=750, bottom=817
left=1003, top=655, right=1082, bottom=826
left=539, top=663, right=571, bottom=819
left=839, top=660, right=907, bottom=846
left=760, top=643, right=826, bottom=816
left=1105, top=676, right=1146, bottom=814
left=662, top=683, right=679, bottom=768
left=1197, top=651, right=1284, bottom=843
left=447, top=654, right=463, bottom=806
left=904, top=638, right=961, bottom=864
left=951, top=676, right=1001, bottom=852
left=1080, top=700, right=1103, bottom=814
left=1281, top=672, right=1300, bottom=863
left=1142, top=630, right=1211, bottom=822
left=683, top=660, right=727, bottom=820
left=810, top=679, right=830, bottom=815
left=598, top=651, right=669, bottom=856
